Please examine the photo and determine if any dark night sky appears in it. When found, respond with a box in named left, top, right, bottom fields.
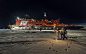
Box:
left=0, top=0, right=86, bottom=28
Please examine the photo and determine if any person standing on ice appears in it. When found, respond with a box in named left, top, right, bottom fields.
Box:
left=56, top=28, right=60, bottom=39
left=60, top=27, right=67, bottom=40
left=54, top=24, right=56, bottom=31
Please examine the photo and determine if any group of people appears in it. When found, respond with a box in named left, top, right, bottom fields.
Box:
left=55, top=27, right=67, bottom=40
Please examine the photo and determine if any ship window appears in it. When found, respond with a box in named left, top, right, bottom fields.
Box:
left=40, top=24, right=42, bottom=25
left=19, top=26, right=22, bottom=27
left=36, top=24, right=39, bottom=25
left=47, top=23, right=53, bottom=25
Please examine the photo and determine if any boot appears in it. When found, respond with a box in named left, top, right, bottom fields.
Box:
left=62, top=35, right=64, bottom=40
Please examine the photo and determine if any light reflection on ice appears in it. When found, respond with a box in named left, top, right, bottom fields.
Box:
left=67, top=33, right=82, bottom=36
left=0, top=29, right=10, bottom=31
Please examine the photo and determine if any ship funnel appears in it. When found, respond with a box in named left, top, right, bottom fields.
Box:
left=44, top=12, right=46, bottom=17
left=44, top=12, right=47, bottom=20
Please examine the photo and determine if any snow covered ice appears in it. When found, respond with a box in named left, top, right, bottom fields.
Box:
left=0, top=30, right=86, bottom=54
left=0, top=29, right=86, bottom=43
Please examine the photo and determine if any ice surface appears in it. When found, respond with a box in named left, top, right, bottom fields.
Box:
left=0, top=30, right=86, bottom=54
left=0, top=30, right=86, bottom=43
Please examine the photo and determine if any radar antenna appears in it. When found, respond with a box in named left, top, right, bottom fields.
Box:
left=25, top=14, right=30, bottom=19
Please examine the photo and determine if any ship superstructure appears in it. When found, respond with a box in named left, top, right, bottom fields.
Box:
left=8, top=13, right=83, bottom=30
left=8, top=18, right=74, bottom=30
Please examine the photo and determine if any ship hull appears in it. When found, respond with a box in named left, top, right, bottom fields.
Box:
left=10, top=26, right=84, bottom=30
left=10, top=27, right=31, bottom=30
left=40, top=26, right=84, bottom=30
